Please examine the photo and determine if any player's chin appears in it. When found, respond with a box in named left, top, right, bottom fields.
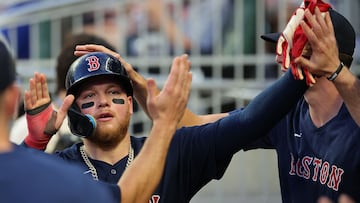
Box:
left=96, top=124, right=116, bottom=133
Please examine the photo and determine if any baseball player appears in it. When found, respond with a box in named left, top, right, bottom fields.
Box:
left=0, top=34, right=193, bottom=203
left=23, top=48, right=308, bottom=202
left=249, top=6, right=360, bottom=202
left=180, top=4, right=360, bottom=203
left=10, top=33, right=118, bottom=152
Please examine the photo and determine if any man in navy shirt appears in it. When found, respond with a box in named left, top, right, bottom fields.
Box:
left=1, top=34, right=193, bottom=202
left=0, top=36, right=114, bottom=203
left=24, top=48, right=309, bottom=203
left=159, top=4, right=360, bottom=203
left=249, top=7, right=360, bottom=202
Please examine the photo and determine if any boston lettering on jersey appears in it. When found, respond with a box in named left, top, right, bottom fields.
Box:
left=289, top=153, right=344, bottom=191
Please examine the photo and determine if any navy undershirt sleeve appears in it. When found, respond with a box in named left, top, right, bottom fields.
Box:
left=215, top=69, right=307, bottom=156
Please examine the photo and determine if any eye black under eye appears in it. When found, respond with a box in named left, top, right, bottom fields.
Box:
left=112, top=99, right=124, bottom=104
left=81, top=102, right=95, bottom=109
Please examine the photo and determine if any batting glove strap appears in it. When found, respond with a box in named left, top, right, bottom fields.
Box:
left=26, top=102, right=51, bottom=115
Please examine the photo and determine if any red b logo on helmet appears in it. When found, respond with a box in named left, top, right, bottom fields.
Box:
left=86, top=56, right=100, bottom=72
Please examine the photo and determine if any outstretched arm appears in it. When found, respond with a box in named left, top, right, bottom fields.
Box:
left=118, top=54, right=192, bottom=203
left=75, top=44, right=225, bottom=127
left=212, top=68, right=307, bottom=156
left=295, top=7, right=360, bottom=126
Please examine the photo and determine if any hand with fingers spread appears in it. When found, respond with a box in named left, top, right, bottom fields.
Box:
left=277, top=0, right=331, bottom=86
left=24, top=72, right=51, bottom=111
left=295, top=7, right=341, bottom=78
left=119, top=54, right=192, bottom=203
left=23, top=73, right=53, bottom=150
left=23, top=72, right=74, bottom=150
left=147, top=54, right=192, bottom=123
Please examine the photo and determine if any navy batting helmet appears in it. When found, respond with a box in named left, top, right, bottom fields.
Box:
left=65, top=52, right=133, bottom=97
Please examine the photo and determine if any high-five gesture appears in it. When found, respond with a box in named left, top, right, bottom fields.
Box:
left=23, top=72, right=74, bottom=150
left=120, top=54, right=192, bottom=203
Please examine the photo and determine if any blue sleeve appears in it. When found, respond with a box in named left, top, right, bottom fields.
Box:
left=242, top=117, right=287, bottom=150
left=215, top=69, right=307, bottom=156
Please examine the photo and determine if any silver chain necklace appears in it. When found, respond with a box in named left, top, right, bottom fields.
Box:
left=80, top=144, right=134, bottom=181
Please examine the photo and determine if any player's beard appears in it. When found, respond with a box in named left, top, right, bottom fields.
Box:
left=87, top=112, right=131, bottom=150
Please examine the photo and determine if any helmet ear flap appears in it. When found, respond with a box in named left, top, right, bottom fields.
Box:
left=68, top=103, right=96, bottom=137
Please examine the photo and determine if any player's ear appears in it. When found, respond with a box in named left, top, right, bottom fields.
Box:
left=127, top=96, right=133, bottom=114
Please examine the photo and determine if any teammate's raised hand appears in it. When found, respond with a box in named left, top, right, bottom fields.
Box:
left=147, top=54, right=192, bottom=125
left=24, top=73, right=74, bottom=150
left=24, top=72, right=50, bottom=111
left=295, top=7, right=340, bottom=77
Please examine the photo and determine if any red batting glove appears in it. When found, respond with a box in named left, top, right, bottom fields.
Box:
left=24, top=102, right=55, bottom=150
left=277, top=0, right=331, bottom=86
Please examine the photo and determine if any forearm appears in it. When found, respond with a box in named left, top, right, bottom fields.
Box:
left=332, top=67, right=360, bottom=126
left=179, top=109, right=228, bottom=127
left=241, top=70, right=307, bottom=133
left=217, top=69, right=307, bottom=153
left=129, top=68, right=155, bottom=118
left=133, top=83, right=153, bottom=119
left=118, top=120, right=176, bottom=203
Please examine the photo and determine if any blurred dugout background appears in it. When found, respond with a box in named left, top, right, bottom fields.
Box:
left=0, top=0, right=359, bottom=202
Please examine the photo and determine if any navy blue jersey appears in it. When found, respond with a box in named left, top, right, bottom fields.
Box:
left=244, top=98, right=360, bottom=202
left=57, top=130, right=232, bottom=203
left=0, top=145, right=116, bottom=203
left=53, top=70, right=308, bottom=203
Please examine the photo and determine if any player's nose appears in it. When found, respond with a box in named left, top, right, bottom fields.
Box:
left=97, top=93, right=111, bottom=108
